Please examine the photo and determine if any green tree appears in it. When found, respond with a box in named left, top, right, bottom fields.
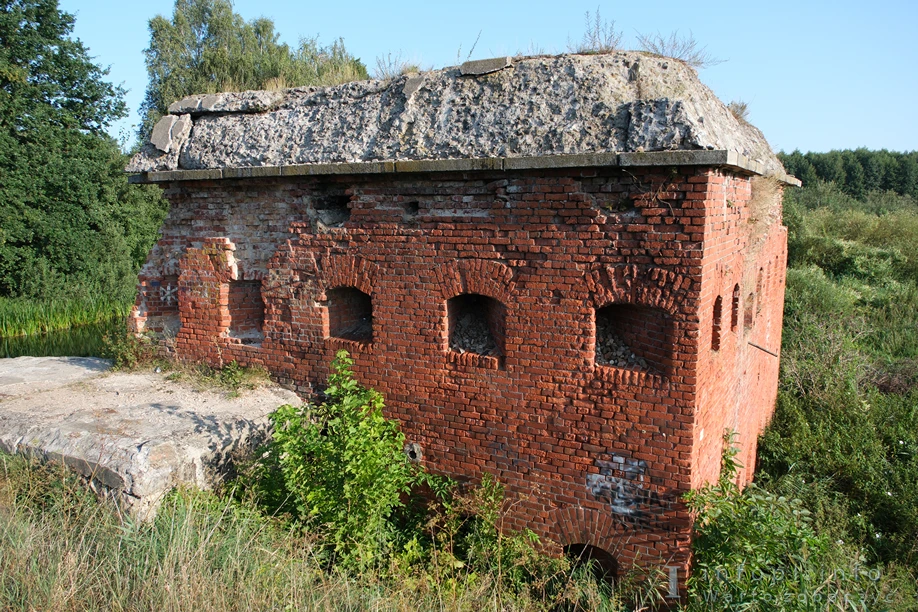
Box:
left=0, top=0, right=167, bottom=302
left=140, top=0, right=368, bottom=137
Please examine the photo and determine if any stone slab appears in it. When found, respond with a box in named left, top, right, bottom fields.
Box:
left=128, top=52, right=788, bottom=179
left=150, top=115, right=178, bottom=153
left=0, top=356, right=300, bottom=518
left=0, top=356, right=111, bottom=396
left=460, top=56, right=512, bottom=76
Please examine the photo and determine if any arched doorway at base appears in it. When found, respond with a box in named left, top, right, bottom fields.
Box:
left=563, top=543, right=618, bottom=584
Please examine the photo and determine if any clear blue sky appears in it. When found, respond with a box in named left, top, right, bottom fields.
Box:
left=60, top=0, right=917, bottom=153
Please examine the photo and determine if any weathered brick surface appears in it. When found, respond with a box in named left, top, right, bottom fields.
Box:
left=131, top=165, right=786, bottom=593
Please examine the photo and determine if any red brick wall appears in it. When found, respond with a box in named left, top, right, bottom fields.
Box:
left=132, top=165, right=787, bottom=593
left=228, top=280, right=265, bottom=341
left=692, top=172, right=786, bottom=489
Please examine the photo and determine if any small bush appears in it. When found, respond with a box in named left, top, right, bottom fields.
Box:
left=635, top=30, right=723, bottom=68
left=101, top=324, right=156, bottom=369
left=687, top=435, right=907, bottom=610
left=268, top=350, right=434, bottom=568
left=727, top=100, right=749, bottom=123
left=373, top=52, right=420, bottom=81
left=568, top=8, right=622, bottom=54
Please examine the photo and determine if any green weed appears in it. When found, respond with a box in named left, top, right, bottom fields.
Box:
left=0, top=296, right=132, bottom=338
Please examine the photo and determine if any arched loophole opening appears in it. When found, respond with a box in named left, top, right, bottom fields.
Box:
left=448, top=294, right=505, bottom=357
left=712, top=295, right=723, bottom=351
left=564, top=544, right=618, bottom=584
left=595, top=304, right=674, bottom=374
left=327, top=287, right=373, bottom=342
left=228, top=280, right=265, bottom=344
left=731, top=284, right=740, bottom=331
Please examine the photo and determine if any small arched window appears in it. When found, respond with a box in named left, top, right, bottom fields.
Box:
left=712, top=296, right=723, bottom=351
left=594, top=303, right=674, bottom=374
left=447, top=294, right=505, bottom=356
left=731, top=284, right=740, bottom=332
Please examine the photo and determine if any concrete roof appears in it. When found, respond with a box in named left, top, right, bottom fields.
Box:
left=128, top=52, right=795, bottom=184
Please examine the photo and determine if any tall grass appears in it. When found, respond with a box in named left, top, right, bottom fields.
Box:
left=0, top=296, right=132, bottom=338
left=756, top=180, right=918, bottom=585
left=0, top=453, right=640, bottom=612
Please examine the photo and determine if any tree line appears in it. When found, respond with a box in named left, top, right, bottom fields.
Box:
left=779, top=149, right=918, bottom=200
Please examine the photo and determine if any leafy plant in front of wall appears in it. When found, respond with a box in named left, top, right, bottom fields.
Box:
left=269, top=350, right=451, bottom=569
left=684, top=432, right=897, bottom=611
left=101, top=323, right=156, bottom=370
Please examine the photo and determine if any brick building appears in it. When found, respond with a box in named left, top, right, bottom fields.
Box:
left=128, top=53, right=798, bottom=595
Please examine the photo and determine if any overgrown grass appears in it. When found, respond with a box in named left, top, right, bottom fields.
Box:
left=0, top=296, right=132, bottom=338
left=755, top=180, right=918, bottom=593
left=100, top=323, right=272, bottom=396
left=0, top=451, right=650, bottom=611
left=163, top=359, right=273, bottom=397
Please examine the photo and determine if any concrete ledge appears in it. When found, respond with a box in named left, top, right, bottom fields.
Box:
left=223, top=166, right=282, bottom=179
left=503, top=152, right=620, bottom=170
left=281, top=161, right=396, bottom=176
left=127, top=151, right=800, bottom=186
left=394, top=157, right=503, bottom=173
left=0, top=356, right=300, bottom=519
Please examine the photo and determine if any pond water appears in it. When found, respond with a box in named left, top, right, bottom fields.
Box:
left=0, top=319, right=121, bottom=359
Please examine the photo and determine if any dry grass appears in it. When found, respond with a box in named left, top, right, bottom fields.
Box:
left=0, top=453, right=647, bottom=611
left=160, top=359, right=272, bottom=397
left=261, top=75, right=288, bottom=91
left=568, top=8, right=622, bottom=54
left=373, top=52, right=421, bottom=81
left=727, top=100, right=750, bottom=123
left=316, top=62, right=370, bottom=88
left=635, top=31, right=723, bottom=69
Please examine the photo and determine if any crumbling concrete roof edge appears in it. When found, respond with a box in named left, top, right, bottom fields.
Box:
left=127, top=151, right=800, bottom=186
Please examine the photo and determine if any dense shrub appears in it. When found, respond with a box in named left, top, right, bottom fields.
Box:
left=686, top=437, right=908, bottom=611
left=267, top=350, right=426, bottom=567
left=0, top=0, right=168, bottom=310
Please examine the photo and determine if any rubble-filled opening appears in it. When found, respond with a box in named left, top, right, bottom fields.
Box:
left=227, top=280, right=264, bottom=344
left=448, top=294, right=505, bottom=357
left=564, top=544, right=618, bottom=584
left=731, top=284, right=740, bottom=331
left=327, top=286, right=373, bottom=342
left=595, top=304, right=674, bottom=373
left=310, top=184, right=352, bottom=227
left=712, top=295, right=723, bottom=351
left=402, top=200, right=420, bottom=218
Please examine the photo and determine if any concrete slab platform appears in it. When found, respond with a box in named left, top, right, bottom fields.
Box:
left=0, top=356, right=300, bottom=518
